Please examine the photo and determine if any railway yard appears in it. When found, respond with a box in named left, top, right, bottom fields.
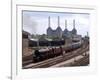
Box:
left=22, top=15, right=90, bottom=69
left=22, top=40, right=89, bottom=69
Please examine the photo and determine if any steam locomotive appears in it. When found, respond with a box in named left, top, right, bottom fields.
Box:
left=33, top=41, right=83, bottom=63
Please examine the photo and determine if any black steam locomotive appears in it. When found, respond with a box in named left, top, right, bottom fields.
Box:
left=33, top=41, right=83, bottom=63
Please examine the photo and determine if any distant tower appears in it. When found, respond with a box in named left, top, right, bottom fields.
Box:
left=47, top=16, right=52, bottom=36
left=87, top=32, right=89, bottom=37
left=56, top=16, right=62, bottom=38
left=71, top=19, right=77, bottom=35
left=73, top=19, right=75, bottom=29
left=63, top=20, right=69, bottom=38
left=64, top=20, right=68, bottom=32
left=48, top=16, right=50, bottom=27
left=58, top=16, right=60, bottom=27
left=87, top=32, right=89, bottom=36
left=65, top=20, right=67, bottom=29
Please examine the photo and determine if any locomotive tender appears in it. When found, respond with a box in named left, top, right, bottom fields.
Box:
left=33, top=41, right=83, bottom=63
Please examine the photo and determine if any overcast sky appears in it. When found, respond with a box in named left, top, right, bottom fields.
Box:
left=22, top=11, right=90, bottom=37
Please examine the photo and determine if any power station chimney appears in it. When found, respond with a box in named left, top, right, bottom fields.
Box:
left=48, top=16, right=50, bottom=27
left=58, top=16, right=60, bottom=27
left=73, top=19, right=75, bottom=29
left=65, top=20, right=67, bottom=29
left=87, top=32, right=89, bottom=37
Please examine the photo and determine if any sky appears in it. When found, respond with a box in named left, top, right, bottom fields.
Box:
left=22, top=11, right=90, bottom=37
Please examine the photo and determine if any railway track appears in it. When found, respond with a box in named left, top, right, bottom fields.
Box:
left=23, top=45, right=89, bottom=69
left=52, top=52, right=89, bottom=67
left=71, top=55, right=89, bottom=66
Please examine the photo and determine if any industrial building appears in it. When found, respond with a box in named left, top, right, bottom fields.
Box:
left=47, top=16, right=78, bottom=39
